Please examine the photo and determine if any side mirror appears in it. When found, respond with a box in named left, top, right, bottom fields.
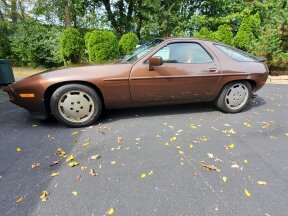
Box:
left=149, top=56, right=163, bottom=71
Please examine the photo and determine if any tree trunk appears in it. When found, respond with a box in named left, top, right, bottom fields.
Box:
left=11, top=0, right=17, bottom=23
left=102, top=0, right=122, bottom=36
left=64, top=4, right=71, bottom=28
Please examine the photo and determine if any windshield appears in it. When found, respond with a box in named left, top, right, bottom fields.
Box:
left=122, top=39, right=163, bottom=62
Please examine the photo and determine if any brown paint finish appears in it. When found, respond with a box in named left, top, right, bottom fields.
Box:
left=3, top=38, right=269, bottom=119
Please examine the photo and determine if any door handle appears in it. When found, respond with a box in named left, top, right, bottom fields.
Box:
left=209, top=67, right=217, bottom=72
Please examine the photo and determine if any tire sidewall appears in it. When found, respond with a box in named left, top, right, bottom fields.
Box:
left=50, top=84, right=102, bottom=127
left=216, top=81, right=252, bottom=113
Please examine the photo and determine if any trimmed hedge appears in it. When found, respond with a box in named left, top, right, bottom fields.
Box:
left=118, top=32, right=139, bottom=55
left=60, top=28, right=84, bottom=65
left=87, top=30, right=120, bottom=63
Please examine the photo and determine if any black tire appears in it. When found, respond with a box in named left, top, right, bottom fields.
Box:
left=50, top=84, right=102, bottom=127
left=215, top=81, right=252, bottom=113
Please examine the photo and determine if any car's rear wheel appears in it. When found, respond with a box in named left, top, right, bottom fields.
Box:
left=50, top=84, right=102, bottom=127
left=216, top=81, right=252, bottom=113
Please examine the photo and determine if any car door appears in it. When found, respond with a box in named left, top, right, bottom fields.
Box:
left=129, top=41, right=221, bottom=103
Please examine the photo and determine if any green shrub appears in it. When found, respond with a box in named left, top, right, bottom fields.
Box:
left=0, top=22, right=12, bottom=59
left=87, top=30, right=120, bottom=63
left=118, top=33, right=139, bottom=55
left=60, top=28, right=84, bottom=65
left=9, top=20, right=62, bottom=67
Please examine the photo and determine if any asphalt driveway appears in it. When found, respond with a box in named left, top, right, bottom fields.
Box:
left=0, top=84, right=288, bottom=216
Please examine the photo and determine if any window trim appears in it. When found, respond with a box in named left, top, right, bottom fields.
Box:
left=144, top=41, right=215, bottom=65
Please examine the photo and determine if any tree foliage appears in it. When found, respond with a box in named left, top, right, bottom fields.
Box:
left=0, top=0, right=287, bottom=69
left=9, top=20, right=62, bottom=67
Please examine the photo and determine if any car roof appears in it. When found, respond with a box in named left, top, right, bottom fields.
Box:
left=159, top=37, right=216, bottom=43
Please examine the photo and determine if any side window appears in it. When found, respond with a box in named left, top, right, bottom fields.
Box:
left=215, top=44, right=255, bottom=62
left=152, top=43, right=213, bottom=64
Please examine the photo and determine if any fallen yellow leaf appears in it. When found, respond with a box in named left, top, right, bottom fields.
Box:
left=68, top=161, right=79, bottom=167
left=257, top=181, right=267, bottom=185
left=244, top=160, right=248, bottom=164
left=72, top=191, right=78, bottom=196
left=16, top=196, right=25, bottom=203
left=82, top=142, right=90, bottom=147
left=171, top=136, right=177, bottom=141
left=50, top=172, right=59, bottom=177
left=229, top=143, right=234, bottom=149
left=222, top=176, right=227, bottom=182
left=244, top=122, right=252, bottom=127
left=189, top=144, right=194, bottom=149
left=286, top=132, right=288, bottom=137
left=71, top=131, right=78, bottom=135
left=176, top=146, right=181, bottom=149
left=141, top=173, right=146, bottom=178
left=107, top=208, right=115, bottom=215
left=66, top=154, right=74, bottom=162
left=148, top=170, right=154, bottom=175
left=40, top=191, right=49, bottom=202
left=56, top=148, right=66, bottom=157
left=16, top=147, right=22, bottom=152
left=245, top=189, right=251, bottom=197
left=178, top=150, right=184, bottom=155
left=110, top=161, right=116, bottom=165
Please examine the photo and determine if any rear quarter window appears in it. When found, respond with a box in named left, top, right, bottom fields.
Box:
left=215, top=44, right=256, bottom=62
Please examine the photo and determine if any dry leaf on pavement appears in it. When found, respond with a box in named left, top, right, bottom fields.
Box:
left=68, top=161, right=79, bottom=167
left=107, top=208, right=115, bottom=215
left=56, top=148, right=66, bottom=157
left=50, top=160, right=61, bottom=166
left=16, top=196, right=25, bottom=203
left=245, top=189, right=251, bottom=197
left=90, top=155, right=101, bottom=160
left=257, top=181, right=267, bottom=185
left=40, top=191, right=49, bottom=202
left=32, top=163, right=40, bottom=169
left=89, top=169, right=98, bottom=176
left=66, top=154, right=74, bottom=162
left=50, top=172, right=59, bottom=177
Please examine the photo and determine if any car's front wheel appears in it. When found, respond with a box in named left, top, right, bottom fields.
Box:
left=50, top=84, right=102, bottom=127
left=216, top=81, right=252, bottom=113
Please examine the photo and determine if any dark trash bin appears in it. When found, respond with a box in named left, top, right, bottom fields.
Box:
left=0, top=59, right=15, bottom=86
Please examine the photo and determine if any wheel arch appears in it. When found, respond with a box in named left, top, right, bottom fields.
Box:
left=44, top=81, right=105, bottom=114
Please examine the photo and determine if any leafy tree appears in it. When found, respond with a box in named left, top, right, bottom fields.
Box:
left=87, top=30, right=120, bottom=63
left=60, top=28, right=84, bottom=65
left=118, top=33, right=139, bottom=55
left=214, top=24, right=233, bottom=45
left=232, top=13, right=260, bottom=51
left=0, top=21, right=12, bottom=58
left=194, top=27, right=215, bottom=40
left=10, top=20, right=62, bottom=67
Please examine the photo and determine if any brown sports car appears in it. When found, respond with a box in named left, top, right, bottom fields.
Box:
left=4, top=38, right=269, bottom=127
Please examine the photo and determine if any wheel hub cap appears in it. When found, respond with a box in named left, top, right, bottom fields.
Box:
left=58, top=90, right=95, bottom=123
left=225, top=84, right=249, bottom=110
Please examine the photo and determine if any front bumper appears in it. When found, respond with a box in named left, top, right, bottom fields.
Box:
left=3, top=85, right=50, bottom=120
